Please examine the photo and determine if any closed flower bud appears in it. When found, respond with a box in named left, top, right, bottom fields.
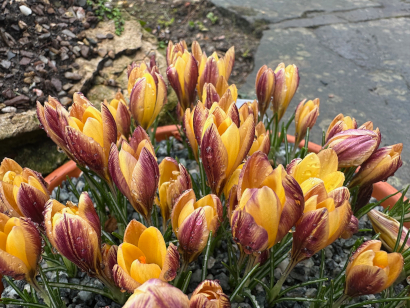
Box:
left=106, top=92, right=131, bottom=140
left=44, top=192, right=102, bottom=275
left=234, top=152, right=304, bottom=252
left=171, top=190, right=223, bottom=263
left=294, top=98, right=320, bottom=145
left=127, top=61, right=159, bottom=95
left=123, top=279, right=189, bottom=308
left=368, top=210, right=410, bottom=252
left=130, top=70, right=167, bottom=130
left=109, top=126, right=159, bottom=224
left=190, top=280, right=230, bottom=308
left=349, top=144, right=403, bottom=188
left=324, top=128, right=381, bottom=168
left=255, top=65, right=275, bottom=119
left=113, top=220, right=180, bottom=293
left=197, top=48, right=235, bottom=98
left=0, top=158, right=49, bottom=224
left=273, top=63, right=299, bottom=121
left=325, top=113, right=357, bottom=143
left=101, top=244, right=118, bottom=281
left=344, top=240, right=403, bottom=297
left=157, top=158, right=192, bottom=224
left=0, top=214, right=42, bottom=283
left=167, top=50, right=199, bottom=113
left=238, top=100, right=258, bottom=125
left=248, top=122, right=270, bottom=156
left=199, top=103, right=254, bottom=196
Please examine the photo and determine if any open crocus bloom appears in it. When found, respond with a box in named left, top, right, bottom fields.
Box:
left=113, top=220, right=179, bottom=293
left=344, top=240, right=403, bottom=297
left=287, top=149, right=345, bottom=195
left=0, top=158, right=49, bottom=224
left=0, top=213, right=41, bottom=283
left=189, top=280, right=230, bottom=308
left=123, top=279, right=189, bottom=308
left=109, top=126, right=159, bottom=224
left=230, top=152, right=304, bottom=254
left=171, top=190, right=223, bottom=263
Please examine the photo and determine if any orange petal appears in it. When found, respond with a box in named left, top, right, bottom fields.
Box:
left=130, top=260, right=162, bottom=284
left=138, top=227, right=167, bottom=268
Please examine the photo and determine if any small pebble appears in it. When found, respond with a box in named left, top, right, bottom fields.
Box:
left=19, top=5, right=32, bottom=16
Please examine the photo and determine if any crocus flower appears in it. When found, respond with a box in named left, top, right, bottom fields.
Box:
left=248, top=122, right=270, bottom=156
left=238, top=100, right=258, bottom=125
left=199, top=103, right=254, bottom=196
left=123, top=279, right=189, bottom=308
left=349, top=144, right=403, bottom=188
left=255, top=65, right=275, bottom=119
left=157, top=158, right=192, bottom=225
left=44, top=192, right=102, bottom=276
left=101, top=243, right=118, bottom=281
left=0, top=158, right=49, bottom=224
left=0, top=213, right=41, bottom=283
left=107, top=92, right=131, bottom=139
left=202, top=83, right=238, bottom=113
left=325, top=113, right=357, bottom=143
left=344, top=240, right=403, bottom=297
left=273, top=63, right=299, bottom=121
left=113, top=220, right=180, bottom=293
left=166, top=40, right=188, bottom=67
left=368, top=210, right=410, bottom=252
left=197, top=47, right=235, bottom=98
left=294, top=98, right=320, bottom=145
left=171, top=189, right=223, bottom=264
left=130, top=69, right=167, bottom=130
left=109, top=126, right=159, bottom=225
left=232, top=152, right=304, bottom=254
left=287, top=149, right=345, bottom=194
left=167, top=50, right=198, bottom=113
left=190, top=280, right=230, bottom=308
left=324, top=128, right=381, bottom=168
left=127, top=60, right=159, bottom=95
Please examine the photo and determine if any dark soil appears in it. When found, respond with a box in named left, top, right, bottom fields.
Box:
left=0, top=0, right=99, bottom=112
left=131, top=0, right=267, bottom=91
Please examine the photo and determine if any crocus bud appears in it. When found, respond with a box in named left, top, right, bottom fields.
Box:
left=167, top=50, right=199, bottom=113
left=130, top=70, right=167, bottom=130
left=101, top=244, right=118, bottom=281
left=202, top=83, right=221, bottom=109
left=197, top=47, right=235, bottom=98
left=44, top=192, right=102, bottom=276
left=199, top=103, right=254, bottom=196
left=294, top=98, right=320, bottom=145
left=238, top=100, right=258, bottom=125
left=106, top=92, right=131, bottom=140
left=325, top=113, right=357, bottom=143
left=288, top=150, right=345, bottom=195
left=0, top=158, right=49, bottom=224
left=248, top=122, right=270, bottom=156
left=236, top=152, right=305, bottom=249
left=123, top=279, right=189, bottom=308
left=341, top=215, right=359, bottom=239
left=65, top=93, right=118, bottom=182
left=167, top=40, right=188, bottom=67
left=128, top=61, right=159, bottom=94
left=255, top=65, right=275, bottom=119
left=368, top=210, right=410, bottom=252
left=349, top=144, right=403, bottom=188
left=324, top=128, right=381, bottom=168
left=157, top=158, right=192, bottom=224
left=108, top=126, right=159, bottom=224
left=0, top=214, right=42, bottom=283
left=113, top=220, right=180, bottom=293
left=190, top=280, right=230, bottom=308
left=171, top=190, right=222, bottom=263
left=344, top=240, right=403, bottom=297
left=273, top=63, right=299, bottom=121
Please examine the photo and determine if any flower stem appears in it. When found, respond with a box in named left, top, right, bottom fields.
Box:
left=268, top=259, right=297, bottom=304
left=332, top=294, right=350, bottom=308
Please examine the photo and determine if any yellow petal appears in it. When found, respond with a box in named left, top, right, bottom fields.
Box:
left=82, top=106, right=102, bottom=124
left=178, top=200, right=195, bottom=229
left=138, top=227, right=167, bottom=268
left=2, top=171, right=16, bottom=183
left=293, top=153, right=321, bottom=184
left=174, top=57, right=186, bottom=96
left=317, top=149, right=338, bottom=178
left=83, top=117, right=104, bottom=147
left=322, top=171, right=345, bottom=193
left=69, top=116, right=84, bottom=131
left=384, top=253, right=404, bottom=288
left=373, top=251, right=388, bottom=268
left=6, top=226, right=30, bottom=269
left=28, top=176, right=47, bottom=195
left=201, top=205, right=215, bottom=230
left=119, top=149, right=138, bottom=187
left=141, top=73, right=157, bottom=128
left=352, top=250, right=375, bottom=267
left=304, top=196, right=318, bottom=213
left=317, top=198, right=335, bottom=212
left=130, top=260, right=162, bottom=284
left=0, top=231, right=7, bottom=251
left=117, top=243, right=146, bottom=274
left=220, top=123, right=240, bottom=177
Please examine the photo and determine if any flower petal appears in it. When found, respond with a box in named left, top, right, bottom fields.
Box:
left=138, top=227, right=167, bottom=269
left=112, top=264, right=140, bottom=293
left=160, top=243, right=180, bottom=282
left=16, top=183, right=48, bottom=224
